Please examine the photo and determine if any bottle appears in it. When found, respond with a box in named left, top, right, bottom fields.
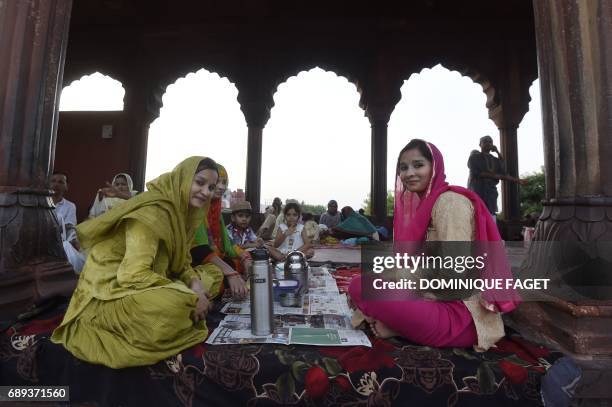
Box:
left=250, top=248, right=274, bottom=336
left=284, top=250, right=309, bottom=300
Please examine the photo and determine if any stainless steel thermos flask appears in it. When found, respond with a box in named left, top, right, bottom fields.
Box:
left=250, top=248, right=274, bottom=335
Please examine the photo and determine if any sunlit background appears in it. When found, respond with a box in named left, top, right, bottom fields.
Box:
left=59, top=65, right=544, bottom=211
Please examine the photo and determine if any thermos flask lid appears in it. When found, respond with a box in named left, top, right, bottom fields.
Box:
left=251, top=247, right=270, bottom=261
left=283, top=250, right=307, bottom=270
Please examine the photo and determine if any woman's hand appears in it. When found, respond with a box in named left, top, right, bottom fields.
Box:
left=100, top=182, right=120, bottom=197
left=193, top=293, right=210, bottom=322
left=190, top=278, right=211, bottom=322
left=227, top=273, right=249, bottom=300
left=100, top=182, right=131, bottom=200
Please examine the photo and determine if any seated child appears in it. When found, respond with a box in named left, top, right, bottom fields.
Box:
left=226, top=200, right=264, bottom=250
left=267, top=202, right=314, bottom=261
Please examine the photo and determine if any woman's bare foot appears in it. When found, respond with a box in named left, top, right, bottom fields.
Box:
left=367, top=319, right=399, bottom=339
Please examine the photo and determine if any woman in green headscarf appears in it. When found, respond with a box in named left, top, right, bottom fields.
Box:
left=192, top=163, right=249, bottom=299
left=51, top=157, right=220, bottom=369
left=332, top=206, right=380, bottom=240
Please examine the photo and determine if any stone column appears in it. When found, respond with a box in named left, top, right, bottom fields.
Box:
left=244, top=126, right=263, bottom=213
left=237, top=86, right=273, bottom=214
left=511, top=0, right=612, bottom=362
left=499, top=125, right=520, bottom=221
left=368, top=115, right=389, bottom=224
left=359, top=60, right=402, bottom=225
left=0, top=0, right=76, bottom=317
left=488, top=49, right=533, bottom=239
left=123, top=78, right=163, bottom=191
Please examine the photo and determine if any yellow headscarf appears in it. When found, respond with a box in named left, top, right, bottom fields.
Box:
left=77, top=156, right=211, bottom=274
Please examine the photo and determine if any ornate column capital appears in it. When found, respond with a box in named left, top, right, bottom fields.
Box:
left=236, top=80, right=275, bottom=129
left=359, top=82, right=402, bottom=126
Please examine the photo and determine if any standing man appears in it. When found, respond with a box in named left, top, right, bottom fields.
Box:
left=467, top=136, right=526, bottom=216
left=50, top=172, right=84, bottom=272
left=319, top=199, right=341, bottom=229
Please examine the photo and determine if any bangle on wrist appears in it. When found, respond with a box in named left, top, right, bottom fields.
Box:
left=224, top=271, right=240, bottom=278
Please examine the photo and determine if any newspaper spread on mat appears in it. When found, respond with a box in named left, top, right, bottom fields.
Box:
left=207, top=267, right=371, bottom=347
left=219, top=293, right=352, bottom=316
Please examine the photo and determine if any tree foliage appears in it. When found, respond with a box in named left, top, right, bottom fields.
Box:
left=300, top=202, right=326, bottom=215
left=519, top=168, right=545, bottom=218
left=363, top=191, right=394, bottom=216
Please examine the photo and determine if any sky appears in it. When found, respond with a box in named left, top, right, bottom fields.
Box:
left=59, top=66, right=544, bottom=210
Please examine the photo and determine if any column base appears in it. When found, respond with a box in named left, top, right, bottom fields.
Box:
left=507, top=300, right=612, bottom=355
left=507, top=198, right=612, bottom=400
left=0, top=191, right=78, bottom=319
left=506, top=302, right=612, bottom=401
left=0, top=258, right=76, bottom=319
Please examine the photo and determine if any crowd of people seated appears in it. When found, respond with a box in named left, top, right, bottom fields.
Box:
left=48, top=136, right=531, bottom=370
left=52, top=167, right=386, bottom=277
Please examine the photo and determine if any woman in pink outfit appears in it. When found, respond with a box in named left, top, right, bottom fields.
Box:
left=348, top=139, right=519, bottom=351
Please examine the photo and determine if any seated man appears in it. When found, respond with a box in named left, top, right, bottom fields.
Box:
left=226, top=201, right=264, bottom=250
left=50, top=172, right=85, bottom=273
left=319, top=199, right=341, bottom=229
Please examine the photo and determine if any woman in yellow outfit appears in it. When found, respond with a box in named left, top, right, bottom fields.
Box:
left=51, top=156, right=223, bottom=369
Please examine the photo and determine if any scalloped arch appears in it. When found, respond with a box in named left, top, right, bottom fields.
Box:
left=157, top=63, right=238, bottom=96
left=144, top=65, right=239, bottom=125
left=273, top=62, right=361, bottom=95
left=60, top=72, right=125, bottom=111
left=404, top=61, right=499, bottom=113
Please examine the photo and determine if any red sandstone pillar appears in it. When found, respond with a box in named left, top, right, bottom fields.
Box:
left=511, top=0, right=612, bottom=371
left=0, top=0, right=77, bottom=317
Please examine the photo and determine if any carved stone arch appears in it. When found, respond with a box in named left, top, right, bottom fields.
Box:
left=442, top=61, right=499, bottom=112
left=273, top=62, right=362, bottom=96
left=61, top=69, right=127, bottom=109
left=401, top=59, right=500, bottom=116
left=157, top=62, right=239, bottom=97
left=62, top=64, right=128, bottom=90
left=145, top=63, right=240, bottom=126
left=262, top=61, right=365, bottom=124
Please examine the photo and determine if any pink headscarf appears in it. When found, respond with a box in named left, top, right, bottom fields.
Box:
left=393, top=140, right=520, bottom=313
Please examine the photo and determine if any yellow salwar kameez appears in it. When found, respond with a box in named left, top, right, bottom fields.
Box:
left=51, top=156, right=222, bottom=369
